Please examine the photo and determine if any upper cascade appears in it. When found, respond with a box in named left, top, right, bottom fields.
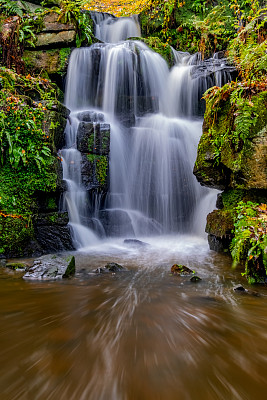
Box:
left=91, top=11, right=141, bottom=43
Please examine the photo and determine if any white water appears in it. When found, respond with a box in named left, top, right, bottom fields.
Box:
left=91, top=11, right=141, bottom=43
left=62, top=13, right=232, bottom=248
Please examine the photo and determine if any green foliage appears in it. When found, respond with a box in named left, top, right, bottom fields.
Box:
left=0, top=215, right=34, bottom=256
left=0, top=68, right=58, bottom=217
left=203, top=82, right=266, bottom=167
left=231, top=201, right=267, bottom=284
left=0, top=0, right=24, bottom=18
left=228, top=11, right=267, bottom=81
left=53, top=0, right=93, bottom=47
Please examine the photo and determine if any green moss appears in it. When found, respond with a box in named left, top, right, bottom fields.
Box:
left=63, top=255, right=75, bottom=278
left=222, top=190, right=246, bottom=209
left=58, top=48, right=71, bottom=72
left=206, top=209, right=235, bottom=238
left=0, top=216, right=34, bottom=256
left=87, top=154, right=108, bottom=186
left=47, top=197, right=57, bottom=210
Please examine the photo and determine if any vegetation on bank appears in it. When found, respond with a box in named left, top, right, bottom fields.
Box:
left=0, top=67, right=60, bottom=255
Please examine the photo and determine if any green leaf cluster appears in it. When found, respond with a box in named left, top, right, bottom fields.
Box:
left=0, top=68, right=58, bottom=216
left=231, top=201, right=267, bottom=284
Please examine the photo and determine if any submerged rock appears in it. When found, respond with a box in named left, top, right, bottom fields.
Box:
left=171, top=264, right=194, bottom=275
left=93, top=262, right=126, bottom=274
left=190, top=276, right=202, bottom=282
left=23, top=254, right=75, bottom=280
left=233, top=284, right=260, bottom=296
left=124, top=239, right=150, bottom=247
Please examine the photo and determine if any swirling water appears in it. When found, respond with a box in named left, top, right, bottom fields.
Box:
left=1, top=238, right=267, bottom=400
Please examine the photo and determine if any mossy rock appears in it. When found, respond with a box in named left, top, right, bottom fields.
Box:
left=194, top=91, right=267, bottom=190
left=206, top=209, right=234, bottom=238
left=23, top=48, right=71, bottom=76
left=63, top=256, right=75, bottom=278
left=171, top=264, right=193, bottom=275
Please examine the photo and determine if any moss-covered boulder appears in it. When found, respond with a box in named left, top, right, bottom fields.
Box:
left=23, top=48, right=71, bottom=76
left=194, top=88, right=267, bottom=191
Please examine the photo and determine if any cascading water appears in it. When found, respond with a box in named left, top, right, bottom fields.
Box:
left=61, top=14, right=233, bottom=247
left=90, top=11, right=141, bottom=43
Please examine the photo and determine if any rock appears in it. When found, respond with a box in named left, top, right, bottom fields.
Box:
left=105, top=262, right=124, bottom=272
left=208, top=234, right=231, bottom=253
left=23, top=48, right=71, bottom=76
left=233, top=284, right=246, bottom=292
left=42, top=12, right=75, bottom=32
left=77, top=121, right=110, bottom=155
left=0, top=257, right=7, bottom=268
left=33, top=31, right=76, bottom=48
left=194, top=92, right=267, bottom=190
left=205, top=209, right=234, bottom=252
left=93, top=262, right=126, bottom=274
left=98, top=210, right=135, bottom=237
left=171, top=264, right=194, bottom=275
left=77, top=111, right=105, bottom=123
left=233, top=284, right=260, bottom=296
left=1, top=16, right=20, bottom=41
left=34, top=225, right=74, bottom=253
left=190, top=276, right=202, bottom=282
left=124, top=239, right=150, bottom=247
left=23, top=254, right=75, bottom=280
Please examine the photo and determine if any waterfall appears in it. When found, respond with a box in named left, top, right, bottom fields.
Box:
left=90, top=11, right=141, bottom=43
left=61, top=13, right=233, bottom=247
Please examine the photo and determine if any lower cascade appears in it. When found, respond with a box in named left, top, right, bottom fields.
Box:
left=61, top=14, right=233, bottom=248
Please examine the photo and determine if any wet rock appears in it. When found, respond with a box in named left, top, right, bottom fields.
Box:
left=105, top=262, right=124, bottom=272
left=233, top=284, right=260, bottom=296
left=42, top=12, right=75, bottom=32
left=99, top=210, right=135, bottom=237
left=77, top=111, right=105, bottom=123
left=23, top=254, right=75, bottom=280
left=93, top=262, right=126, bottom=274
left=190, top=276, right=202, bottom=282
left=171, top=264, right=193, bottom=275
left=124, top=239, right=150, bottom=247
left=234, top=284, right=246, bottom=292
left=77, top=121, right=110, bottom=155
left=34, top=223, right=74, bottom=253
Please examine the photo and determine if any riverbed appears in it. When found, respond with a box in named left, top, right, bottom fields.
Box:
left=1, top=235, right=267, bottom=400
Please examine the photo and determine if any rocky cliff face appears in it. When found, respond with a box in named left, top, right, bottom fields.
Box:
left=194, top=87, right=267, bottom=254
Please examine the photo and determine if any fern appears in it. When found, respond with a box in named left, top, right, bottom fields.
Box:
left=0, top=0, right=24, bottom=17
